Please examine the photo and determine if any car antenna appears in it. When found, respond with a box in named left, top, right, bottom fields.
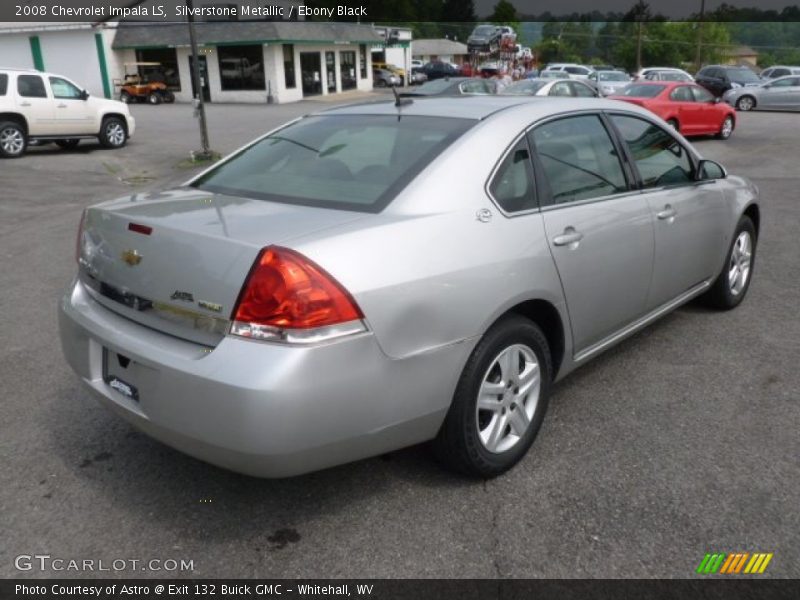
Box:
left=392, top=85, right=413, bottom=108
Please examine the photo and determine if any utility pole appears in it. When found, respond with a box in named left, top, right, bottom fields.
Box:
left=636, top=20, right=643, bottom=72
left=186, top=0, right=212, bottom=160
left=694, top=0, right=707, bottom=73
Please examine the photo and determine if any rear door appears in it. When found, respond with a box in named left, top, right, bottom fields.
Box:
left=529, top=113, right=655, bottom=353
left=608, top=113, right=729, bottom=309
left=761, top=77, right=800, bottom=108
left=669, top=85, right=703, bottom=133
left=14, top=73, right=53, bottom=135
left=48, top=76, right=95, bottom=135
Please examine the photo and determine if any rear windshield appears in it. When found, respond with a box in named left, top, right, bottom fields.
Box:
left=474, top=25, right=496, bottom=35
left=501, top=80, right=548, bottom=95
left=620, top=84, right=665, bottom=97
left=191, top=115, right=473, bottom=213
left=0, top=73, right=7, bottom=95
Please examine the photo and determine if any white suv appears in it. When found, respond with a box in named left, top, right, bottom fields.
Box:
left=0, top=68, right=135, bottom=158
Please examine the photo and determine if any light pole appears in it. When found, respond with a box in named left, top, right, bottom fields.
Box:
left=694, top=0, right=707, bottom=72
left=186, top=0, right=212, bottom=160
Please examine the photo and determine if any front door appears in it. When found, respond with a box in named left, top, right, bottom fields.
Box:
left=529, top=114, right=655, bottom=353
left=669, top=85, right=703, bottom=134
left=47, top=76, right=95, bottom=135
left=300, top=52, right=322, bottom=96
left=189, top=55, right=211, bottom=102
left=609, top=113, right=728, bottom=309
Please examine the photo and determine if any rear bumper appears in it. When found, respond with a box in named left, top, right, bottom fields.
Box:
left=58, top=278, right=470, bottom=477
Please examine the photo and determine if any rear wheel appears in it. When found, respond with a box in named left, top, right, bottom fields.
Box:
left=163, top=91, right=175, bottom=103
left=702, top=216, right=756, bottom=309
left=147, top=92, right=162, bottom=105
left=98, top=117, right=127, bottom=149
left=376, top=79, right=387, bottom=88
left=736, top=95, right=755, bottom=111
left=717, top=116, right=734, bottom=140
left=55, top=139, right=80, bottom=150
left=0, top=121, right=27, bottom=158
left=434, top=315, right=552, bottom=478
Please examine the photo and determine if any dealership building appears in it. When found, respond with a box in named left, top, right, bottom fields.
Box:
left=0, top=17, right=409, bottom=104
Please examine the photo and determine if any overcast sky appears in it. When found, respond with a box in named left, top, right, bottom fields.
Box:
left=475, top=0, right=798, bottom=18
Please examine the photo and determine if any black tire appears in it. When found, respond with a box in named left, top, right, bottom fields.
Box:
left=666, top=118, right=680, bottom=132
left=702, top=216, right=757, bottom=310
left=0, top=120, right=27, bottom=158
left=163, top=91, right=175, bottom=103
left=98, top=117, right=127, bottom=149
left=120, top=90, right=133, bottom=104
left=434, top=315, right=552, bottom=478
left=716, top=115, right=734, bottom=140
left=376, top=79, right=387, bottom=88
left=55, top=139, right=80, bottom=150
left=736, top=95, right=756, bottom=111
left=147, top=92, right=162, bottom=105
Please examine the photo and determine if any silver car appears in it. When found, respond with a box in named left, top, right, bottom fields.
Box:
left=723, top=75, right=800, bottom=111
left=500, top=78, right=598, bottom=97
left=59, top=97, right=760, bottom=478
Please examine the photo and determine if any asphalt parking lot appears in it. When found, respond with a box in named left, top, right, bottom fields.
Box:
left=1, top=99, right=798, bottom=579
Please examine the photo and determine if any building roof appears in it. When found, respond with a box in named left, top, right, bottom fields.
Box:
left=112, top=20, right=383, bottom=49
left=412, top=38, right=469, bottom=57
left=726, top=45, right=758, bottom=57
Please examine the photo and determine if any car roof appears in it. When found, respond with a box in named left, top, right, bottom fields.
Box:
left=317, top=96, right=656, bottom=121
left=0, top=67, right=40, bottom=74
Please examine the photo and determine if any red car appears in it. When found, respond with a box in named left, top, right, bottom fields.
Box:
left=610, top=81, right=736, bottom=139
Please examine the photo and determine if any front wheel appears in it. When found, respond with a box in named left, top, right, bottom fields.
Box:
left=0, top=121, right=27, bottom=158
left=120, top=90, right=133, bottom=104
left=98, top=117, right=127, bottom=149
left=434, top=315, right=552, bottom=478
left=717, top=115, right=734, bottom=140
left=736, top=96, right=755, bottom=111
left=147, top=92, right=162, bottom=105
left=702, top=216, right=756, bottom=310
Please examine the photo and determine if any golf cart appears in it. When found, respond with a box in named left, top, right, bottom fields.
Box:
left=117, top=62, right=175, bottom=105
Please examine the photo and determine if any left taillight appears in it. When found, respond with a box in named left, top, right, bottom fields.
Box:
left=75, top=209, right=86, bottom=263
left=229, top=246, right=366, bottom=344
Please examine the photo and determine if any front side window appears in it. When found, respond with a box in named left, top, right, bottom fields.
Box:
left=571, top=82, right=595, bottom=97
left=691, top=86, right=714, bottom=102
left=218, top=45, right=265, bottom=91
left=488, top=138, right=536, bottom=213
left=530, top=115, right=627, bottom=205
left=769, top=77, right=795, bottom=87
left=669, top=86, right=694, bottom=102
left=773, top=68, right=789, bottom=77
left=610, top=114, right=694, bottom=188
left=191, top=115, right=473, bottom=213
left=549, top=81, right=572, bottom=97
left=49, top=77, right=82, bottom=99
left=0, top=73, right=7, bottom=96
left=17, top=75, right=47, bottom=98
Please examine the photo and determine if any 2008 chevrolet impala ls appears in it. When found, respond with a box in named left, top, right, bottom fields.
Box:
left=59, top=97, right=759, bottom=478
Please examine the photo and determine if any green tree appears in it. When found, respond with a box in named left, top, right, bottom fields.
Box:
left=489, top=0, right=518, bottom=24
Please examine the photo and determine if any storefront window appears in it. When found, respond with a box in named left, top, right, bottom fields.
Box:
left=340, top=51, right=356, bottom=90
left=359, top=45, right=367, bottom=79
left=283, top=44, right=296, bottom=89
left=135, top=48, right=181, bottom=90
left=218, top=45, right=265, bottom=91
left=325, top=52, right=336, bottom=93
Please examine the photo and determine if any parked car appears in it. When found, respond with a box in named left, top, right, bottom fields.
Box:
left=373, top=68, right=400, bottom=87
left=60, top=96, right=760, bottom=478
left=759, top=65, right=800, bottom=80
left=544, top=64, right=595, bottom=80
left=499, top=78, right=598, bottom=98
left=723, top=74, right=800, bottom=111
left=695, top=65, right=762, bottom=97
left=0, top=67, right=135, bottom=158
left=420, top=61, right=461, bottom=81
left=588, top=70, right=632, bottom=96
left=467, top=24, right=503, bottom=53
left=409, top=70, right=428, bottom=84
left=538, top=70, right=571, bottom=80
left=373, top=62, right=406, bottom=85
left=610, top=81, right=736, bottom=139
left=400, top=77, right=495, bottom=97
left=633, top=67, right=694, bottom=82
left=411, top=59, right=424, bottom=69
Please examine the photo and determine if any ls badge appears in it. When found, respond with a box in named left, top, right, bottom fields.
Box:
left=121, top=249, right=143, bottom=266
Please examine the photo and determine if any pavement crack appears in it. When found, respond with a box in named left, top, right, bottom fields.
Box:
left=483, top=479, right=503, bottom=578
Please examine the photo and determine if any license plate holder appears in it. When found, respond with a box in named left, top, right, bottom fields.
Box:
left=103, top=348, right=140, bottom=402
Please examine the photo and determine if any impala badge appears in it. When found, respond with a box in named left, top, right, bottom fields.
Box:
left=171, top=290, right=194, bottom=302
left=121, top=249, right=142, bottom=266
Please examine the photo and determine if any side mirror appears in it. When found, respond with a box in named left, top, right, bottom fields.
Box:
left=696, top=159, right=727, bottom=181
left=80, top=90, right=89, bottom=100
left=714, top=97, right=722, bottom=104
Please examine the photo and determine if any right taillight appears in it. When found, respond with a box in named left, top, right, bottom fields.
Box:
left=230, top=246, right=366, bottom=344
left=75, top=209, right=86, bottom=264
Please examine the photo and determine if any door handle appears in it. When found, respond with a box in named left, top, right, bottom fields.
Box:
left=657, top=205, right=678, bottom=220
left=57, top=103, right=68, bottom=108
left=20, top=102, right=31, bottom=107
left=552, top=227, right=584, bottom=247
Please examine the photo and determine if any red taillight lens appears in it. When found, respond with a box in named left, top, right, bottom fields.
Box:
left=231, top=246, right=364, bottom=342
left=75, top=210, right=86, bottom=263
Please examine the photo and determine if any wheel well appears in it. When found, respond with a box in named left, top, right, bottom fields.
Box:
left=738, top=94, right=756, bottom=107
left=505, top=299, right=565, bottom=378
left=0, top=113, right=28, bottom=134
left=102, top=113, right=128, bottom=132
left=743, top=203, right=760, bottom=237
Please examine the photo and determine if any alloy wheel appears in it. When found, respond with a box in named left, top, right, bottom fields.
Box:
left=728, top=231, right=752, bottom=296
left=106, top=122, right=126, bottom=146
left=0, top=127, right=24, bottom=156
left=721, top=117, right=734, bottom=139
left=476, top=343, right=541, bottom=454
left=737, top=97, right=754, bottom=111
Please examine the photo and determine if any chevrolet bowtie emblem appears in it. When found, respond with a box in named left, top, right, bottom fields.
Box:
left=121, top=249, right=142, bottom=266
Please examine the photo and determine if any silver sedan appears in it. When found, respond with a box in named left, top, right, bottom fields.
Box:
left=59, top=97, right=760, bottom=478
left=723, top=75, right=800, bottom=111
left=500, top=78, right=598, bottom=97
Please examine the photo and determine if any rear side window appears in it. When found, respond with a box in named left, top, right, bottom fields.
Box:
left=17, top=75, right=47, bottom=98
left=530, top=115, right=627, bottom=205
left=571, top=82, right=595, bottom=97
left=0, top=73, right=7, bottom=95
left=488, top=138, right=536, bottom=213
left=621, top=84, right=665, bottom=98
left=192, top=115, right=473, bottom=213
left=611, top=115, right=693, bottom=188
